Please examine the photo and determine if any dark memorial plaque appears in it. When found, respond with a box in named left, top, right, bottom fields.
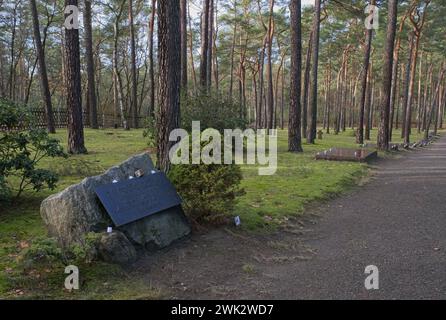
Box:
left=95, top=172, right=182, bottom=227
left=315, top=148, right=378, bottom=163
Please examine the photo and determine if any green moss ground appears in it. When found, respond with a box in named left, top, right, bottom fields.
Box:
left=0, top=127, right=425, bottom=298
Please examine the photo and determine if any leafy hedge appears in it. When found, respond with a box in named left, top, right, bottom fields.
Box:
left=169, top=163, right=245, bottom=225
left=0, top=98, right=66, bottom=200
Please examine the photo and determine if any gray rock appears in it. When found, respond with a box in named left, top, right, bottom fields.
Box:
left=98, top=231, right=137, bottom=265
left=41, top=151, right=191, bottom=260
left=120, top=206, right=191, bottom=250
left=40, top=153, right=154, bottom=247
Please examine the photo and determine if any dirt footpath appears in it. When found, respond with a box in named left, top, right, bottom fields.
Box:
left=134, top=137, right=446, bottom=300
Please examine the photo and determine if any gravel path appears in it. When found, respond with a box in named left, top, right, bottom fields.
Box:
left=139, top=136, right=446, bottom=300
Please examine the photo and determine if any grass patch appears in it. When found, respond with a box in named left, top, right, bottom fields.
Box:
left=0, top=128, right=149, bottom=299
left=0, top=127, right=426, bottom=298
left=234, top=128, right=428, bottom=231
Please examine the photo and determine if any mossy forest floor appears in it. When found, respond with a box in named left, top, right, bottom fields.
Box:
left=0, top=128, right=425, bottom=299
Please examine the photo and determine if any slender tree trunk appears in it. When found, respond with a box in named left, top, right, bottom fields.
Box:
left=326, top=61, right=333, bottom=134
left=322, top=68, right=329, bottom=129
left=257, top=35, right=267, bottom=128
left=266, top=0, right=275, bottom=130
left=129, top=0, right=138, bottom=128
left=64, top=0, right=86, bottom=154
left=422, top=64, right=433, bottom=131
left=403, top=32, right=420, bottom=144
left=83, top=0, right=98, bottom=129
left=425, top=66, right=446, bottom=140
left=306, top=0, right=321, bottom=144
left=213, top=0, right=219, bottom=91
left=434, top=83, right=442, bottom=135
left=200, top=0, right=210, bottom=90
left=357, top=0, right=375, bottom=144
left=148, top=0, right=156, bottom=117
left=401, top=36, right=413, bottom=139
left=156, top=0, right=181, bottom=172
left=180, top=0, right=188, bottom=90
left=417, top=50, right=424, bottom=133
left=30, top=0, right=55, bottom=133
left=334, top=67, right=342, bottom=134
left=9, top=1, right=17, bottom=100
left=389, top=8, right=412, bottom=141
left=207, top=0, right=214, bottom=90
left=302, top=31, right=312, bottom=138
left=281, top=62, right=285, bottom=130
left=377, top=0, right=397, bottom=150
left=187, top=1, right=198, bottom=93
left=229, top=3, right=237, bottom=100
left=365, top=63, right=373, bottom=140
left=288, top=0, right=303, bottom=152
left=113, top=3, right=128, bottom=130
left=440, top=85, right=445, bottom=129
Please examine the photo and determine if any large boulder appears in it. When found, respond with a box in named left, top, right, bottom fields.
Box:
left=120, top=206, right=191, bottom=251
left=40, top=153, right=191, bottom=256
left=98, top=231, right=137, bottom=265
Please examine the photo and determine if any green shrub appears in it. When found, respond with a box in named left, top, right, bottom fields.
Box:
left=0, top=175, right=10, bottom=201
left=0, top=98, right=31, bottom=129
left=20, top=233, right=103, bottom=269
left=0, top=99, right=67, bottom=199
left=70, top=232, right=102, bottom=264
left=169, top=163, right=245, bottom=225
left=20, top=237, right=64, bottom=266
left=180, top=92, right=248, bottom=132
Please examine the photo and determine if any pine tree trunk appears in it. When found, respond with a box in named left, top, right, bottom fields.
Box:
left=357, top=1, right=375, bottom=144
left=83, top=0, right=98, bottom=129
left=266, top=0, right=275, bottom=130
left=302, top=31, right=312, bottom=138
left=30, top=0, right=55, bottom=133
left=425, top=67, right=446, bottom=140
left=207, top=0, right=214, bottom=90
left=113, top=4, right=128, bottom=130
left=148, top=0, right=156, bottom=117
left=229, top=4, right=237, bottom=100
left=416, top=50, right=424, bottom=133
left=377, top=0, right=397, bottom=150
left=156, top=0, right=181, bottom=172
left=288, top=0, right=303, bottom=152
left=180, top=0, right=188, bottom=90
left=403, top=32, right=421, bottom=144
left=257, top=35, right=267, bottom=129
left=422, top=64, right=433, bottom=131
left=200, top=0, right=210, bottom=90
left=64, top=0, right=87, bottom=154
left=129, top=0, right=138, bottom=128
left=365, top=64, right=373, bottom=141
left=188, top=2, right=198, bottom=92
left=307, top=0, right=321, bottom=144
left=389, top=11, right=410, bottom=141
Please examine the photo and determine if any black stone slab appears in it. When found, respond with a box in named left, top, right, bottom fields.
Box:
left=363, top=142, right=402, bottom=150
left=315, top=148, right=378, bottom=163
left=95, top=172, right=182, bottom=227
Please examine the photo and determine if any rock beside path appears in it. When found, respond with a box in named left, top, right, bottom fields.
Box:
left=40, top=152, right=191, bottom=263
